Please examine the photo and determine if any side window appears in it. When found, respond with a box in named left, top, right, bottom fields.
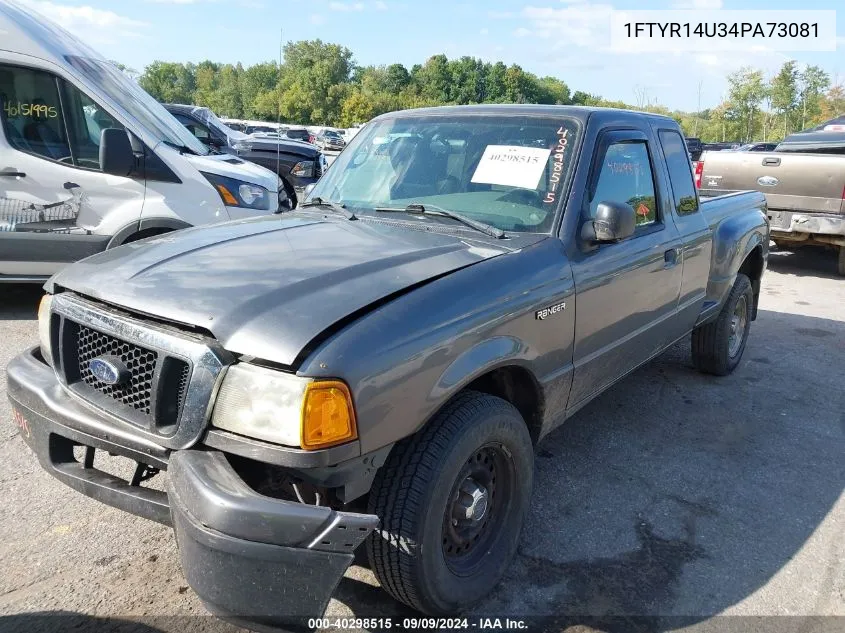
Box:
left=0, top=65, right=71, bottom=162
left=658, top=130, right=699, bottom=216
left=173, top=113, right=211, bottom=142
left=60, top=79, right=124, bottom=170
left=589, top=141, right=658, bottom=227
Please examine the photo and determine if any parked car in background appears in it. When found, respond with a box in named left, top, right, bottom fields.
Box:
left=9, top=105, right=768, bottom=630
left=0, top=2, right=280, bottom=282
left=244, top=124, right=277, bottom=135
left=686, top=137, right=703, bottom=161
left=733, top=142, right=778, bottom=152
left=698, top=127, right=845, bottom=275
left=703, top=142, right=741, bottom=152
left=163, top=104, right=325, bottom=207
left=315, top=129, right=346, bottom=151
left=284, top=127, right=312, bottom=143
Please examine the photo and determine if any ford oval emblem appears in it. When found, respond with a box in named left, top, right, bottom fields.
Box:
left=88, top=356, right=129, bottom=386
left=757, top=176, right=779, bottom=187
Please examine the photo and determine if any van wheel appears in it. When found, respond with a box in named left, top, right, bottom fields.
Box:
left=366, top=391, right=533, bottom=614
left=691, top=273, right=753, bottom=376
left=837, top=246, right=845, bottom=276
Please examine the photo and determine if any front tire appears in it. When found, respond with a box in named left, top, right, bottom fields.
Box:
left=691, top=273, right=753, bottom=376
left=366, top=391, right=533, bottom=615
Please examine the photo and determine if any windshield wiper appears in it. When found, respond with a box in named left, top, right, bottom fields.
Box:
left=300, top=197, right=357, bottom=220
left=375, top=203, right=505, bottom=239
left=162, top=140, right=200, bottom=156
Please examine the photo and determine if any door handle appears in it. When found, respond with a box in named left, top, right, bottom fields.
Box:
left=0, top=170, right=26, bottom=178
left=762, top=157, right=780, bottom=166
left=664, top=248, right=679, bottom=266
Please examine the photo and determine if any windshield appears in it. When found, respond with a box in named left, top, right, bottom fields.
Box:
left=64, top=56, right=210, bottom=156
left=195, top=107, right=248, bottom=141
left=309, top=114, right=580, bottom=233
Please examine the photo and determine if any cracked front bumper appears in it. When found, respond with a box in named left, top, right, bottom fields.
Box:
left=6, top=346, right=379, bottom=629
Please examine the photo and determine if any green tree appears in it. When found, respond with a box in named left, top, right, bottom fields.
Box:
left=727, top=67, right=766, bottom=142
left=139, top=61, right=196, bottom=103
left=798, top=65, right=830, bottom=129
left=770, top=60, right=798, bottom=137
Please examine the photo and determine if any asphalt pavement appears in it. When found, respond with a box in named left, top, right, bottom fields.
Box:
left=0, top=246, right=843, bottom=633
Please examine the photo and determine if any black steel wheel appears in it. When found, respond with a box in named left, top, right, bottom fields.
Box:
left=367, top=391, right=533, bottom=614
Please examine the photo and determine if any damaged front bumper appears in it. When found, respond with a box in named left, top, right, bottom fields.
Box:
left=6, top=346, right=379, bottom=629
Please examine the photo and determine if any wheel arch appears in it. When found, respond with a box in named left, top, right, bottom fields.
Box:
left=106, top=218, right=192, bottom=249
left=427, top=337, right=545, bottom=444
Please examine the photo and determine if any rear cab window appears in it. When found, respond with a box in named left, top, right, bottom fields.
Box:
left=658, top=130, right=699, bottom=216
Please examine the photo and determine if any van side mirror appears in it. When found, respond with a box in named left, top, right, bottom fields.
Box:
left=582, top=201, right=636, bottom=243
left=100, top=128, right=134, bottom=177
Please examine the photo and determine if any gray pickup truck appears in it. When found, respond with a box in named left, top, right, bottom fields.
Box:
left=7, top=105, right=768, bottom=628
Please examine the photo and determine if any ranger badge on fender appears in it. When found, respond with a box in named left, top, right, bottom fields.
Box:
left=536, top=302, right=567, bottom=320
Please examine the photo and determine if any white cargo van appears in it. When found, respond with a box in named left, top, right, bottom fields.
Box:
left=0, top=1, right=282, bottom=282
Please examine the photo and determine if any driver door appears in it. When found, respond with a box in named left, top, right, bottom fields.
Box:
left=0, top=63, right=144, bottom=277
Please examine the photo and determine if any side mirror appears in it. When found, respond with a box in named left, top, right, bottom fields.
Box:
left=100, top=128, right=134, bottom=177
left=206, top=136, right=224, bottom=148
left=583, top=201, right=636, bottom=243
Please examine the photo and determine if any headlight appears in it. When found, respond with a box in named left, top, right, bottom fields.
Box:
left=291, top=160, right=315, bottom=178
left=37, top=294, right=53, bottom=365
left=211, top=363, right=357, bottom=450
left=200, top=172, right=270, bottom=210
left=232, top=141, right=253, bottom=153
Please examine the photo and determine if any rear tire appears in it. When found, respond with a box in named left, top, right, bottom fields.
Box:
left=837, top=246, right=845, bottom=277
left=366, top=391, right=533, bottom=615
left=691, top=273, right=753, bottom=376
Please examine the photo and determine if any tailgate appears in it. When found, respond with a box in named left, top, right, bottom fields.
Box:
left=700, top=152, right=845, bottom=215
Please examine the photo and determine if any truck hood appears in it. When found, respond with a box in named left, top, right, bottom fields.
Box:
left=48, top=214, right=510, bottom=366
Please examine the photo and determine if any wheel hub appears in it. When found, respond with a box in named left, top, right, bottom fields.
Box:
left=453, top=479, right=489, bottom=523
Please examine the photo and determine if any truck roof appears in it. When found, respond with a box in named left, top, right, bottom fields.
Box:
left=374, top=104, right=679, bottom=126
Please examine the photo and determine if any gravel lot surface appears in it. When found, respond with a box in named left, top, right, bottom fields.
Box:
left=1, top=247, right=843, bottom=633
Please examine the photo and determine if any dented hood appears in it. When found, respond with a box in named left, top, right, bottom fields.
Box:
left=48, top=214, right=509, bottom=366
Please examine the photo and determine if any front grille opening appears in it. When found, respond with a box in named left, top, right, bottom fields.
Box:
left=67, top=441, right=166, bottom=491
left=76, top=325, right=157, bottom=414
left=155, top=357, right=191, bottom=435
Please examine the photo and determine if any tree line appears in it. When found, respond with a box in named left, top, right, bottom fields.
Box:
left=138, top=40, right=843, bottom=141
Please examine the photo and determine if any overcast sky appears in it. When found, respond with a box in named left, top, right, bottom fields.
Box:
left=17, top=0, right=845, bottom=112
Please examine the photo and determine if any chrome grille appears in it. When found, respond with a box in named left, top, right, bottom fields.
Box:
left=51, top=293, right=228, bottom=450
left=77, top=325, right=158, bottom=414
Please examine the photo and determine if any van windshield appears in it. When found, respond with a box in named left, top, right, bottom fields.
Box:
left=309, top=114, right=580, bottom=233
left=64, top=56, right=209, bottom=156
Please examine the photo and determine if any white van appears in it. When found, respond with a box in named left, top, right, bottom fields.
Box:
left=0, top=1, right=282, bottom=282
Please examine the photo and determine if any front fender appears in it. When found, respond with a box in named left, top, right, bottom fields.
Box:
left=432, top=336, right=529, bottom=400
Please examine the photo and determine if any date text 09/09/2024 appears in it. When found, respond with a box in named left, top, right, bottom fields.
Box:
left=622, top=22, right=819, bottom=38
left=307, top=618, right=528, bottom=630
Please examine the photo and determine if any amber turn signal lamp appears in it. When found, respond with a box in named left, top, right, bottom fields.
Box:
left=300, top=381, right=357, bottom=450
left=215, top=184, right=239, bottom=206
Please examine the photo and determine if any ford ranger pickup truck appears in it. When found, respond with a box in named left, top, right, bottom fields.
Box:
left=698, top=126, right=845, bottom=275
left=7, top=105, right=769, bottom=629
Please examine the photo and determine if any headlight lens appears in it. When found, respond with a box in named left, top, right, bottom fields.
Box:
left=232, top=141, right=253, bottom=153
left=210, top=364, right=357, bottom=450
left=200, top=172, right=269, bottom=210
left=37, top=294, right=53, bottom=365
left=291, top=160, right=315, bottom=178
